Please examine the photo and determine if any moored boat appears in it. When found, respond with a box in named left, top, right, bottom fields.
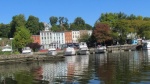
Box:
left=64, top=46, right=76, bottom=56
left=47, top=48, right=57, bottom=56
left=1, top=45, right=12, bottom=52
left=78, top=42, right=90, bottom=55
left=142, top=40, right=150, bottom=50
left=95, top=45, right=106, bottom=54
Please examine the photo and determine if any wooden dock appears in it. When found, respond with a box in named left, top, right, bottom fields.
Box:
left=106, top=44, right=138, bottom=52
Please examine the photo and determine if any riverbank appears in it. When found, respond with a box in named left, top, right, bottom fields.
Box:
left=0, top=53, right=65, bottom=64
left=0, top=45, right=140, bottom=64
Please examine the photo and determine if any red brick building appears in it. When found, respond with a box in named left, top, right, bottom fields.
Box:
left=31, top=35, right=40, bottom=44
left=65, top=31, right=72, bottom=43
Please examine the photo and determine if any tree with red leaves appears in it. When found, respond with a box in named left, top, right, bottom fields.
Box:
left=93, top=23, right=112, bottom=43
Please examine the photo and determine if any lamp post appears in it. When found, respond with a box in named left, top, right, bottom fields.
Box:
left=10, top=38, right=13, bottom=53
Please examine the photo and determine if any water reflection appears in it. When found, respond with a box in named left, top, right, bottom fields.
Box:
left=0, top=51, right=150, bottom=84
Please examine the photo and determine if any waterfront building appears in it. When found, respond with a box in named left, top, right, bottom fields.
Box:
left=31, top=35, right=40, bottom=44
left=40, top=31, right=65, bottom=49
left=72, top=31, right=80, bottom=43
left=65, top=31, right=72, bottom=43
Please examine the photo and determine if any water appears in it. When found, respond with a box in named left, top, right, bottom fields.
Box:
left=0, top=50, right=150, bottom=84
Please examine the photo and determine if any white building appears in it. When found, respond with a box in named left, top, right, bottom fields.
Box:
left=72, top=31, right=80, bottom=43
left=52, top=32, right=65, bottom=48
left=40, top=31, right=65, bottom=49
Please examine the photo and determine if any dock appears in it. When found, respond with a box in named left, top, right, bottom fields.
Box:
left=106, top=44, right=140, bottom=52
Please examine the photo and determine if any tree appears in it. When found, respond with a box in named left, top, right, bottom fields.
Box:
left=115, top=20, right=130, bottom=44
left=74, top=17, right=85, bottom=26
left=49, top=16, right=58, bottom=26
left=93, top=23, right=112, bottom=43
left=58, top=17, right=69, bottom=31
left=10, top=14, right=26, bottom=38
left=13, top=26, right=33, bottom=52
left=51, top=25, right=60, bottom=32
left=69, top=17, right=87, bottom=30
left=39, top=22, right=45, bottom=33
left=78, top=33, right=90, bottom=42
left=138, top=21, right=150, bottom=39
left=0, top=23, right=10, bottom=38
left=27, top=43, right=41, bottom=52
left=85, top=24, right=93, bottom=30
left=26, top=15, right=40, bottom=35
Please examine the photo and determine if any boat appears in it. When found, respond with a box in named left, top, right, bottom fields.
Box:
left=95, top=45, right=106, bottom=54
left=22, top=47, right=33, bottom=55
left=1, top=45, right=12, bottom=52
left=78, top=42, right=90, bottom=55
left=142, top=40, right=150, bottom=50
left=64, top=46, right=76, bottom=56
left=47, top=48, right=57, bottom=56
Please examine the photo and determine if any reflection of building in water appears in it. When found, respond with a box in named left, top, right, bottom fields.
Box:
left=147, top=50, right=150, bottom=62
left=95, top=53, right=107, bottom=66
left=41, top=55, right=89, bottom=83
left=129, top=51, right=143, bottom=71
left=65, top=56, right=76, bottom=82
left=74, top=55, right=89, bottom=75
left=42, top=62, right=67, bottom=84
left=31, top=66, right=43, bottom=80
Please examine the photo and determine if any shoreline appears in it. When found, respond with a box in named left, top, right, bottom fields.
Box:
left=0, top=53, right=65, bottom=64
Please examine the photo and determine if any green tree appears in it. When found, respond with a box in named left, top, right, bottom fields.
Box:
left=138, top=21, right=150, bottom=39
left=39, top=22, right=45, bottom=33
left=0, top=23, right=10, bottom=38
left=51, top=25, right=60, bottom=32
left=26, top=15, right=40, bottom=35
left=58, top=17, right=69, bottom=31
left=85, top=24, right=93, bottom=30
left=13, top=26, right=33, bottom=51
left=78, top=33, right=90, bottom=42
left=14, top=71, right=33, bottom=84
left=143, top=17, right=150, bottom=21
left=10, top=14, right=26, bottom=38
left=115, top=20, right=130, bottom=44
left=70, top=17, right=87, bottom=30
left=49, top=16, right=58, bottom=26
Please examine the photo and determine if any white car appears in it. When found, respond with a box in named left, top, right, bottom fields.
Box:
left=22, top=47, right=33, bottom=54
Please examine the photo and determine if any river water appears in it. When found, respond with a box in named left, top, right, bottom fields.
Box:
left=0, top=50, right=150, bottom=84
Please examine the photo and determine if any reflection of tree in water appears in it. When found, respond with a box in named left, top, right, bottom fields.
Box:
left=31, top=66, right=43, bottom=80
left=14, top=70, right=33, bottom=84
left=1, top=77, right=17, bottom=84
left=96, top=52, right=143, bottom=84
left=0, top=66, right=49, bottom=84
left=31, top=66, right=49, bottom=84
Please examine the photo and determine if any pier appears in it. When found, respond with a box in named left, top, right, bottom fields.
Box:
left=106, top=44, right=140, bottom=52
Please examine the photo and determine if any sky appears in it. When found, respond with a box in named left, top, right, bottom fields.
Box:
left=0, top=0, right=150, bottom=26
